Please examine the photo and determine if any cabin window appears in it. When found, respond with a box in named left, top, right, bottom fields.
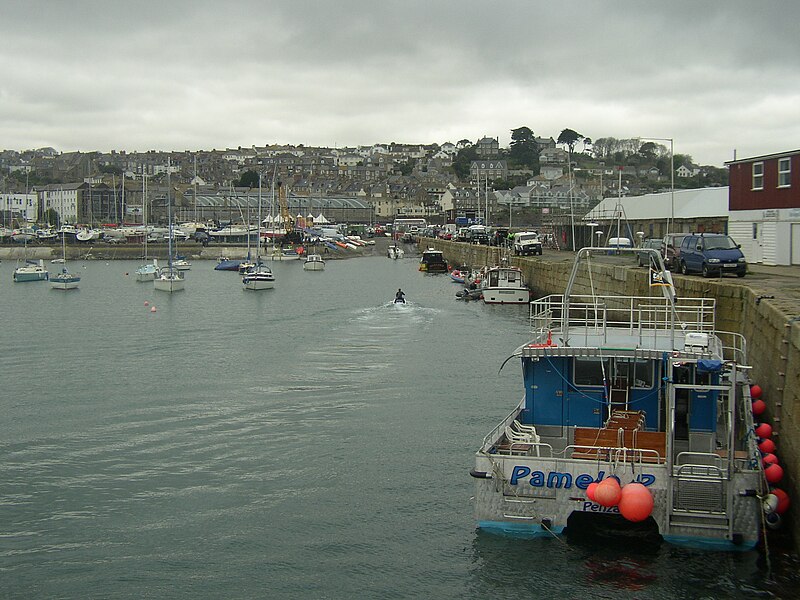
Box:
left=752, top=162, right=764, bottom=190
left=778, top=157, right=791, bottom=188
left=573, top=357, right=609, bottom=386
left=615, top=358, right=654, bottom=388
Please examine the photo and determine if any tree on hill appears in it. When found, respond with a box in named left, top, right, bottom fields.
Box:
left=557, top=128, right=583, bottom=153
left=508, top=126, right=539, bottom=169
left=452, top=145, right=478, bottom=180
left=236, top=170, right=260, bottom=188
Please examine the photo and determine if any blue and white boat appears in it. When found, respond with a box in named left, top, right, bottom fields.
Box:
left=472, top=246, right=768, bottom=550
left=50, top=268, right=81, bottom=290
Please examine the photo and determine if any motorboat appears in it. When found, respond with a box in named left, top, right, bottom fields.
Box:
left=471, top=246, right=768, bottom=549
left=418, top=248, right=448, bottom=273
left=13, top=259, right=49, bottom=282
left=135, top=259, right=159, bottom=282
left=480, top=265, right=530, bottom=304
left=172, top=257, right=192, bottom=271
left=303, top=254, right=325, bottom=271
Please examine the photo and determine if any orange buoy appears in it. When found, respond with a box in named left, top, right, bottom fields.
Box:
left=618, top=483, right=654, bottom=522
left=586, top=482, right=599, bottom=502
left=594, top=478, right=621, bottom=507
left=752, top=399, right=766, bottom=416
left=762, top=453, right=779, bottom=467
left=756, top=423, right=773, bottom=439
left=765, top=463, right=784, bottom=484
left=144, top=301, right=149, bottom=306
left=751, top=384, right=763, bottom=399
left=759, top=439, right=776, bottom=454
left=150, top=306, right=157, bottom=313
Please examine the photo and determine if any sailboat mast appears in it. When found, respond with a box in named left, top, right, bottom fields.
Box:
left=167, top=159, right=173, bottom=268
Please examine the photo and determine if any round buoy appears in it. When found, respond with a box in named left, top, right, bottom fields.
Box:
left=762, top=493, right=779, bottom=514
left=586, top=482, right=599, bottom=502
left=771, top=488, right=790, bottom=515
left=762, top=453, right=779, bottom=467
left=144, top=301, right=150, bottom=306
left=618, top=483, right=654, bottom=522
left=765, top=511, right=782, bottom=530
left=756, top=423, right=773, bottom=439
left=765, top=463, right=784, bottom=484
left=759, top=439, right=777, bottom=454
left=150, top=306, right=157, bottom=313
left=594, top=478, right=622, bottom=507
left=752, top=399, right=766, bottom=416
left=751, top=384, right=763, bottom=399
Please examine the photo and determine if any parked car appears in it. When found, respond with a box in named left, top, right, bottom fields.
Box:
left=635, top=238, right=663, bottom=267
left=512, top=231, right=543, bottom=255
left=661, top=233, right=688, bottom=270
left=679, top=233, right=747, bottom=278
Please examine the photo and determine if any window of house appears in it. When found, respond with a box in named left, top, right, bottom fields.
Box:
left=778, top=157, right=791, bottom=188
left=752, top=162, right=764, bottom=190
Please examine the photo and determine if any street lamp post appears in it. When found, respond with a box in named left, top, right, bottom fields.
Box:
left=586, top=222, right=599, bottom=249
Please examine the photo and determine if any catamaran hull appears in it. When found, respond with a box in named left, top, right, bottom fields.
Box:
left=472, top=454, right=762, bottom=550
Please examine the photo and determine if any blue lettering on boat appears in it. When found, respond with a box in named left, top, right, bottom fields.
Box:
left=510, top=466, right=655, bottom=489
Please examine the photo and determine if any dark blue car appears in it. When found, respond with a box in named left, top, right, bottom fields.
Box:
left=679, top=233, right=747, bottom=277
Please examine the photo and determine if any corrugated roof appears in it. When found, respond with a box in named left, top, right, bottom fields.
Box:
left=584, top=187, right=729, bottom=221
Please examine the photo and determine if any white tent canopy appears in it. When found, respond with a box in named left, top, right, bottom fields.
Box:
left=314, top=213, right=330, bottom=224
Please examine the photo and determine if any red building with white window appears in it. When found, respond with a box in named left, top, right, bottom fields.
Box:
left=726, top=150, right=800, bottom=265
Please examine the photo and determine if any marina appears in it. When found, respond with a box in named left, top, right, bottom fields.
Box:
left=0, top=252, right=797, bottom=598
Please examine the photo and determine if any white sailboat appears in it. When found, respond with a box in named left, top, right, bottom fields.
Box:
left=242, top=175, right=275, bottom=291
left=13, top=220, right=49, bottom=283
left=50, top=224, right=81, bottom=290
left=135, top=173, right=158, bottom=281
left=154, top=162, right=185, bottom=293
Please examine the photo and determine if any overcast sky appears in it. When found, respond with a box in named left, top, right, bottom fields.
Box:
left=2, top=1, right=798, bottom=166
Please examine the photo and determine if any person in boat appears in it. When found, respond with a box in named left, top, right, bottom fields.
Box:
left=395, top=288, right=406, bottom=303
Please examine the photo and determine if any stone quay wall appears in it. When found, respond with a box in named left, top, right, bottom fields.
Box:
left=431, top=238, right=799, bottom=542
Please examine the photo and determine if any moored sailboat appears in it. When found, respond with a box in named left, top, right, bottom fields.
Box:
left=154, top=162, right=185, bottom=293
left=50, top=224, right=80, bottom=290
left=242, top=174, right=275, bottom=290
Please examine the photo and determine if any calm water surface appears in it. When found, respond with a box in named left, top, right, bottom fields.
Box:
left=1, top=252, right=797, bottom=598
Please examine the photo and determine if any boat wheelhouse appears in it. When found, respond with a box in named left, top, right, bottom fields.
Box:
left=419, top=248, right=448, bottom=273
left=480, top=265, right=529, bottom=304
left=472, top=246, right=766, bottom=550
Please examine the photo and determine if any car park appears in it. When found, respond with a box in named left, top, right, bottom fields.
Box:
left=679, top=233, right=747, bottom=278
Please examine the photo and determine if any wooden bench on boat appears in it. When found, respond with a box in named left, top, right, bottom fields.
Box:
left=571, top=411, right=666, bottom=463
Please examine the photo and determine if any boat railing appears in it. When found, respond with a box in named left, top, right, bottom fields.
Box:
left=481, top=407, right=554, bottom=458
left=716, top=330, right=748, bottom=364
left=566, top=443, right=664, bottom=464
left=530, top=294, right=718, bottom=339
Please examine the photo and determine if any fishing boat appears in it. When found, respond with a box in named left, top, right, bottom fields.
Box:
left=471, top=246, right=768, bottom=550
left=154, top=162, right=185, bottom=293
left=480, top=265, right=530, bottom=304
left=13, top=259, right=49, bottom=282
left=50, top=224, right=80, bottom=290
left=387, top=244, right=404, bottom=259
left=303, top=254, right=325, bottom=271
left=418, top=248, right=448, bottom=273
left=242, top=175, right=275, bottom=291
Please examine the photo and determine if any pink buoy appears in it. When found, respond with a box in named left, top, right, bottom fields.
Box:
left=759, top=439, right=776, bottom=454
left=618, top=483, right=654, bottom=522
left=594, top=478, right=622, bottom=507
left=771, top=488, right=790, bottom=515
left=756, top=423, right=773, bottom=439
left=762, top=453, right=779, bottom=467
left=751, top=399, right=766, bottom=416
left=586, top=482, right=599, bottom=502
left=750, top=384, right=763, bottom=399
left=144, top=301, right=150, bottom=306
left=765, top=463, right=784, bottom=484
left=150, top=306, right=157, bottom=313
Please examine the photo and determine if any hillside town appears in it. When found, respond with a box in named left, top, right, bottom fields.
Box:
left=0, top=133, right=725, bottom=230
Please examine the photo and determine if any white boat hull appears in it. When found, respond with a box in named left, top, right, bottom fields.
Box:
left=154, top=268, right=185, bottom=292
left=50, top=273, right=81, bottom=290
left=481, top=288, right=530, bottom=304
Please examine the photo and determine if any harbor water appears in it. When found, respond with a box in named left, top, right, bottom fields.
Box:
left=1, top=254, right=798, bottom=598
